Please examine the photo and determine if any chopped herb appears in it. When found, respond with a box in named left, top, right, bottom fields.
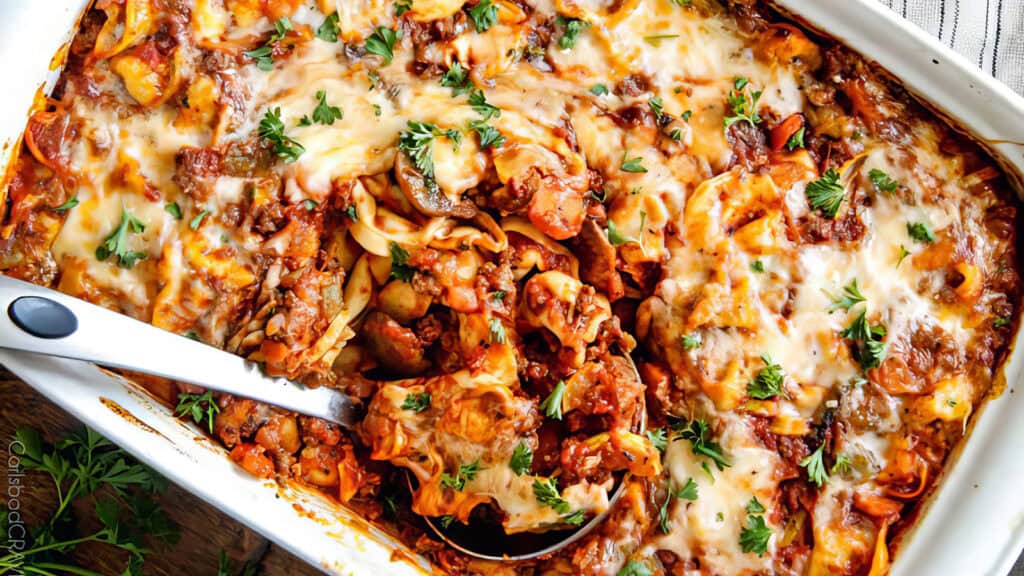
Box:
left=824, top=278, right=866, bottom=313
left=590, top=83, right=609, bottom=96
left=395, top=0, right=413, bottom=16
left=747, top=354, right=786, bottom=400
left=831, top=454, right=852, bottom=475
left=805, top=169, right=846, bottom=219
left=441, top=61, right=473, bottom=96
left=645, top=428, right=668, bottom=452
left=676, top=419, right=731, bottom=470
left=616, top=562, right=653, bottom=576
left=441, top=460, right=481, bottom=491
left=488, top=317, right=507, bottom=344
left=869, top=168, right=899, bottom=194
left=648, top=96, right=666, bottom=121
left=643, top=34, right=680, bottom=46
left=439, top=515, right=456, bottom=528
left=398, top=120, right=442, bottom=178
left=389, top=242, right=415, bottom=281
left=510, top=441, right=533, bottom=475
left=175, top=390, right=220, bottom=434
left=786, top=126, right=805, bottom=150
left=315, top=12, right=340, bottom=42
left=739, top=513, right=771, bottom=556
left=258, top=107, right=305, bottom=163
left=751, top=260, right=765, bottom=273
left=746, top=496, right=766, bottom=514
left=468, top=89, right=501, bottom=120
left=668, top=127, right=683, bottom=141
left=491, top=290, right=506, bottom=302
left=562, top=510, right=586, bottom=525
left=907, top=221, right=935, bottom=244
left=606, top=219, right=633, bottom=246
left=659, top=478, right=699, bottom=534
left=539, top=380, right=567, bottom=420
left=681, top=110, right=693, bottom=122
left=681, top=333, right=702, bottom=350
left=994, top=317, right=1011, bottom=328
left=840, top=309, right=888, bottom=369
left=799, top=444, right=828, bottom=487
left=365, top=26, right=402, bottom=65
left=95, top=206, right=148, bottom=268
left=164, top=202, right=182, bottom=219
left=724, top=76, right=762, bottom=129
left=345, top=205, right=358, bottom=221
left=55, top=194, right=79, bottom=212
left=245, top=17, right=292, bottom=70
left=556, top=16, right=590, bottom=49
left=469, top=119, right=506, bottom=149
left=532, top=477, right=570, bottom=513
left=468, top=0, right=498, bottom=32
left=301, top=199, right=319, bottom=211
left=621, top=152, right=647, bottom=173
left=445, top=128, right=463, bottom=150
left=368, top=71, right=381, bottom=90
left=189, top=209, right=209, bottom=231
left=184, top=330, right=200, bottom=341
left=374, top=104, right=382, bottom=117
left=401, top=392, right=431, bottom=413
left=310, top=90, right=343, bottom=125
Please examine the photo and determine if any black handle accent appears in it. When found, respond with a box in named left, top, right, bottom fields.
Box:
left=8, top=296, right=78, bottom=339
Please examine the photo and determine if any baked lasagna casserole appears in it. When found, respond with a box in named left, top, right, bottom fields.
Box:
left=1, top=0, right=1020, bottom=574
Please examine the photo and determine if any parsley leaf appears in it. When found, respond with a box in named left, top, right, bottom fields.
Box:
left=468, top=0, right=498, bottom=32
left=657, top=478, right=699, bottom=534
left=398, top=120, right=442, bottom=178
left=606, top=219, right=634, bottom=246
left=896, top=244, right=911, bottom=267
left=831, top=453, right=852, bottom=475
left=539, top=380, right=567, bottom=420
left=799, top=444, right=828, bottom=487
left=439, top=515, right=456, bottom=528
left=55, top=194, right=79, bottom=212
left=315, top=13, right=340, bottom=42
left=677, top=419, right=731, bottom=470
left=840, top=309, right=888, bottom=369
left=532, top=477, right=570, bottom=513
left=590, top=83, right=609, bottom=96
left=469, top=119, right=506, bottom=149
left=389, top=242, right=415, bottom=281
left=395, top=0, right=413, bottom=16
left=616, top=562, right=653, bottom=576
left=785, top=126, right=805, bottom=150
left=365, top=26, right=402, bottom=65
left=488, top=317, right=507, bottom=344
left=621, top=152, right=647, bottom=173
left=739, top=514, right=772, bottom=556
left=468, top=89, right=501, bottom=119
left=441, top=61, right=473, bottom=96
left=645, top=428, right=668, bottom=452
left=805, top=169, right=846, bottom=219
left=747, top=354, right=786, bottom=400
left=174, top=390, right=221, bottom=434
left=95, top=206, right=148, bottom=268
left=824, top=278, right=866, bottom=313
left=258, top=107, right=305, bottom=163
left=681, top=333, right=702, bottom=349
left=189, top=208, right=209, bottom=231
left=510, top=441, right=533, bottom=475
left=648, top=96, right=666, bottom=122
left=245, top=17, right=292, bottom=70
left=441, top=460, right=482, bottom=491
left=751, top=259, right=765, bottom=273
left=311, top=90, right=343, bottom=125
left=643, top=34, right=679, bottom=46
left=164, top=202, right=182, bottom=219
left=556, top=16, right=590, bottom=49
left=401, top=392, right=431, bottom=412
left=746, top=496, right=766, bottom=514
left=907, top=221, right=935, bottom=244
left=869, top=168, right=899, bottom=194
left=724, top=76, right=762, bottom=129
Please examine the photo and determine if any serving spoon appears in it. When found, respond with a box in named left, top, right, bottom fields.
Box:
left=0, top=274, right=638, bottom=560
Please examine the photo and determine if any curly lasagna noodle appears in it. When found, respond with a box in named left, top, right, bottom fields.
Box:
left=2, top=0, right=1020, bottom=574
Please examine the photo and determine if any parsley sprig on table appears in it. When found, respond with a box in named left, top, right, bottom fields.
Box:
left=3, top=427, right=178, bottom=576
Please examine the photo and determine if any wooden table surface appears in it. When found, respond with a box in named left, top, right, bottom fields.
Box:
left=1, top=367, right=324, bottom=576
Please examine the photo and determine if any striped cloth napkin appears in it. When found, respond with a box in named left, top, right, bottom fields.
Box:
left=874, top=2, right=1022, bottom=574
left=877, top=0, right=1024, bottom=94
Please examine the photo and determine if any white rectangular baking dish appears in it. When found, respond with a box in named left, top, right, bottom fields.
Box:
left=2, top=1, right=1024, bottom=575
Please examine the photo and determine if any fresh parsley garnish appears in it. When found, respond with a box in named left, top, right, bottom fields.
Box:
left=395, top=0, right=413, bottom=16
left=994, top=317, right=1011, bottom=328
left=401, top=392, right=431, bottom=412
left=488, top=317, right=506, bottom=344
left=164, top=202, right=182, bottom=219
left=315, top=12, right=340, bottom=42
left=398, top=120, right=442, bottom=178
left=746, top=496, right=766, bottom=514
left=441, top=61, right=473, bottom=96
left=468, top=119, right=505, bottom=149
left=510, top=441, right=533, bottom=475
left=539, top=380, right=567, bottom=420
left=55, top=194, right=79, bottom=212
left=441, top=461, right=482, bottom=491
left=831, top=453, right=852, bottom=475
left=606, top=219, right=632, bottom=246
left=805, top=169, right=846, bottom=219
left=245, top=17, right=292, bottom=70
left=747, top=354, right=786, bottom=400
left=468, top=0, right=498, bottom=32
left=365, top=26, right=402, bottom=65
left=258, top=107, right=305, bottom=163
left=389, top=242, right=415, bottom=281
left=907, top=221, right=935, bottom=244
left=681, top=333, right=702, bottom=350
left=658, top=478, right=699, bottom=533
left=533, top=477, right=570, bottom=513
left=621, top=151, right=647, bottom=173
left=786, top=126, right=805, bottom=150
left=739, top=511, right=771, bottom=556
left=676, top=419, right=731, bottom=470
left=590, top=83, right=609, bottom=96
left=896, top=244, right=911, bottom=267
left=799, top=444, right=828, bottom=487
left=648, top=96, right=666, bottom=122
left=556, top=16, right=590, bottom=49
left=840, top=309, right=888, bottom=369
left=751, top=259, right=765, bottom=273
left=724, top=76, right=762, bottom=129
left=468, top=89, right=501, bottom=120
left=491, top=290, right=506, bottom=302
left=616, top=562, right=653, bottom=576
left=301, top=199, right=319, bottom=211
left=189, top=208, right=208, bottom=231
left=345, top=205, right=358, bottom=221
left=175, top=390, right=221, bottom=434
left=310, top=90, right=343, bottom=125
left=643, top=34, right=679, bottom=46
left=869, top=168, right=899, bottom=194
left=562, top=509, right=586, bottom=525
left=645, top=428, right=668, bottom=452
left=96, top=206, right=147, bottom=268
left=824, top=278, right=866, bottom=313
left=439, top=515, right=456, bottom=528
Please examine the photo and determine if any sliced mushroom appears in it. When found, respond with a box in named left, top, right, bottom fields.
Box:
left=394, top=152, right=477, bottom=218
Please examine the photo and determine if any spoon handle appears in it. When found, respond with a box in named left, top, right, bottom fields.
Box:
left=0, top=274, right=355, bottom=427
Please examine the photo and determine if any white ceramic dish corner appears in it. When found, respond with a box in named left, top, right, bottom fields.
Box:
left=3, top=1, right=1024, bottom=575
